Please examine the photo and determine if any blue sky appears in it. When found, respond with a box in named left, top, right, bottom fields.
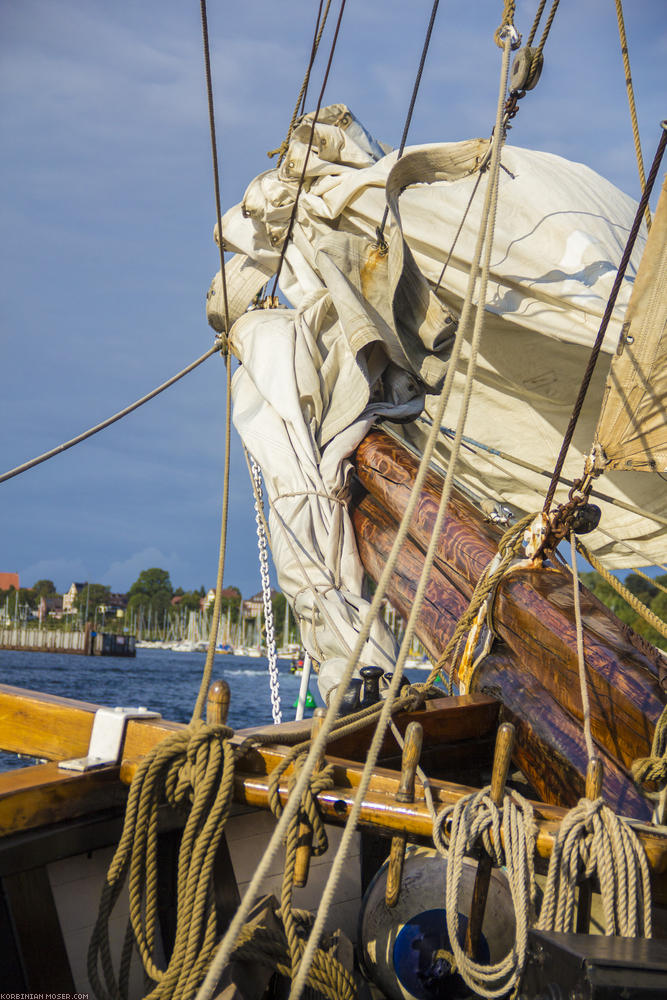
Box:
left=1, top=1, right=665, bottom=598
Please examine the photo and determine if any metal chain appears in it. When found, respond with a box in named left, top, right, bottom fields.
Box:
left=251, top=456, right=282, bottom=724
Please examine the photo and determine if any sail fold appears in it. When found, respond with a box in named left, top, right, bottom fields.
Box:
left=594, top=176, right=667, bottom=474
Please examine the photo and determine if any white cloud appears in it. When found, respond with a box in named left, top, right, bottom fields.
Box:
left=19, top=557, right=88, bottom=593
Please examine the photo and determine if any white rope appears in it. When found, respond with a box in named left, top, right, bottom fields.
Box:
left=433, top=789, right=538, bottom=999
left=251, top=456, right=282, bottom=725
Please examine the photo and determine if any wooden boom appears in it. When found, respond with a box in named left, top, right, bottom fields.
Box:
left=352, top=428, right=666, bottom=819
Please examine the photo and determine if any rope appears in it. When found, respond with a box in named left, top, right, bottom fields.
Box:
left=288, top=32, right=517, bottom=1000
left=427, top=512, right=535, bottom=691
left=376, top=0, right=441, bottom=243
left=0, top=344, right=221, bottom=486
left=570, top=532, right=595, bottom=760
left=270, top=0, right=347, bottom=298
left=537, top=796, right=652, bottom=936
left=200, top=0, right=231, bottom=338
left=536, top=531, right=653, bottom=939
left=197, top=30, right=518, bottom=1000
left=542, top=122, right=667, bottom=516
left=267, top=0, right=334, bottom=164
left=633, top=568, right=667, bottom=595
left=533, top=0, right=560, bottom=61
left=420, top=415, right=667, bottom=529
left=632, top=704, right=667, bottom=792
left=494, top=0, right=516, bottom=48
left=576, top=538, right=667, bottom=642
left=433, top=789, right=538, bottom=999
left=190, top=0, right=235, bottom=725
left=88, top=722, right=241, bottom=1000
left=614, top=0, right=651, bottom=229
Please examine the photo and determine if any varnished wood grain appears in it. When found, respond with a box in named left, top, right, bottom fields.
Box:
left=352, top=498, right=653, bottom=820
left=353, top=430, right=665, bottom=772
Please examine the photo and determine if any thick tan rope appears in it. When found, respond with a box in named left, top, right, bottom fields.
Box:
left=632, top=704, right=667, bottom=791
left=576, top=538, right=667, bottom=641
left=614, top=0, right=651, bottom=229
left=633, top=567, right=667, bottom=595
left=88, top=723, right=241, bottom=1000
left=427, top=512, right=535, bottom=691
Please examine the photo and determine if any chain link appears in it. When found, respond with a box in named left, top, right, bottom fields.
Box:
left=251, top=457, right=282, bottom=724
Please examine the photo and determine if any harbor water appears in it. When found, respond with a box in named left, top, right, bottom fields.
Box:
left=0, top=647, right=430, bottom=771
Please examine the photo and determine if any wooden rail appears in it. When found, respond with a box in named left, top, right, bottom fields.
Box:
left=1, top=683, right=667, bottom=898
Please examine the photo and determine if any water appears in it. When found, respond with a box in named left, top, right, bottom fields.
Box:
left=0, top=647, right=323, bottom=771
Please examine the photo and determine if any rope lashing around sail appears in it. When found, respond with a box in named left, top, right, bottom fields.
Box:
left=88, top=721, right=241, bottom=1000
left=537, top=796, right=653, bottom=937
left=426, top=511, right=536, bottom=691
left=576, top=538, right=667, bottom=642
left=433, top=788, right=538, bottom=1000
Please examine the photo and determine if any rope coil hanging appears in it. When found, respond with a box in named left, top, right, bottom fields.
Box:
left=433, top=789, right=538, bottom=999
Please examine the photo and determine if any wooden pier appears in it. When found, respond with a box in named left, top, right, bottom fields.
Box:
left=0, top=625, right=136, bottom=657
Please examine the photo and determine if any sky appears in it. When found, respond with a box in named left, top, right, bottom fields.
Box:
left=1, top=0, right=665, bottom=599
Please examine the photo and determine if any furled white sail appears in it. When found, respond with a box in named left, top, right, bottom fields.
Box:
left=207, top=105, right=664, bottom=694
left=593, top=176, right=667, bottom=475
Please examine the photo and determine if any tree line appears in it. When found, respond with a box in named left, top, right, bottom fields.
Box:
left=0, top=567, right=288, bottom=631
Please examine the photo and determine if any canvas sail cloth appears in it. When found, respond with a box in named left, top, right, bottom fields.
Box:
left=593, top=175, right=667, bottom=475
left=207, top=106, right=664, bottom=697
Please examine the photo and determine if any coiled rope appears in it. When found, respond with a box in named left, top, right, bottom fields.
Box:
left=537, top=795, right=652, bottom=936
left=88, top=722, right=240, bottom=1000
left=433, top=788, right=538, bottom=999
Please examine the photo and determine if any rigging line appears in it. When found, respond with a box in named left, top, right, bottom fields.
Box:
left=433, top=171, right=484, bottom=293
left=197, top=30, right=515, bottom=1000
left=193, top=0, right=237, bottom=721
left=418, top=416, right=667, bottom=529
left=526, top=0, right=547, bottom=47
left=569, top=531, right=596, bottom=762
left=299, top=0, right=332, bottom=121
left=268, top=0, right=333, bottom=163
left=376, top=0, right=441, bottom=243
left=289, top=31, right=515, bottom=1000
left=200, top=0, right=230, bottom=336
left=614, top=0, right=651, bottom=230
left=270, top=0, right=347, bottom=299
left=542, top=120, right=667, bottom=516
left=0, top=344, right=221, bottom=486
left=534, top=0, right=560, bottom=61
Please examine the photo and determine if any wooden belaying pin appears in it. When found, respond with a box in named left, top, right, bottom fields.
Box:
left=294, top=707, right=327, bottom=888
left=465, top=721, right=515, bottom=959
left=385, top=721, right=423, bottom=907
left=206, top=679, right=231, bottom=725
left=576, top=756, right=603, bottom=933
